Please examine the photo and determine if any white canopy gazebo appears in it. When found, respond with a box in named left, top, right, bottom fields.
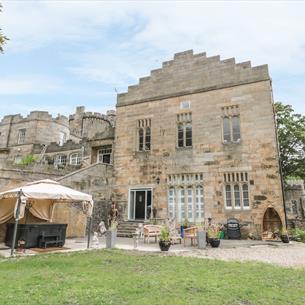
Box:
left=0, top=179, right=94, bottom=256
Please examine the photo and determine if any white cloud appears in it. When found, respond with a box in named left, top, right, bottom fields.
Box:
left=1, top=1, right=305, bottom=113
left=0, top=75, right=62, bottom=95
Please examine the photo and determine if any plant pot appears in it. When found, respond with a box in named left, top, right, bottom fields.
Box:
left=280, top=235, right=290, bottom=243
left=106, top=229, right=117, bottom=248
left=209, top=238, right=220, bottom=248
left=159, top=240, right=171, bottom=251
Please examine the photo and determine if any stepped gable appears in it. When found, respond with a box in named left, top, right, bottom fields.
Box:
left=117, top=50, right=270, bottom=107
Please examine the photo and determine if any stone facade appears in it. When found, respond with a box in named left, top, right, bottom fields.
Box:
left=114, top=50, right=285, bottom=235
left=285, top=180, right=305, bottom=228
left=0, top=107, right=115, bottom=238
left=0, top=50, right=291, bottom=237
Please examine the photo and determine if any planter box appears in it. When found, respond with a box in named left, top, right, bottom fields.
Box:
left=106, top=230, right=117, bottom=248
left=197, top=230, right=206, bottom=249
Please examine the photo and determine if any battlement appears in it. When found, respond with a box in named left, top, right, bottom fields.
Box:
left=117, top=50, right=270, bottom=107
left=69, top=106, right=113, bottom=124
left=1, top=111, right=69, bottom=126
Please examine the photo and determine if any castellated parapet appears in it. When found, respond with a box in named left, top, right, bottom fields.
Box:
left=117, top=50, right=270, bottom=106
left=69, top=106, right=115, bottom=139
left=0, top=111, right=70, bottom=148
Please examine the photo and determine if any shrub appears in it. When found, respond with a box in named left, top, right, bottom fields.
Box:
left=20, top=154, right=37, bottom=166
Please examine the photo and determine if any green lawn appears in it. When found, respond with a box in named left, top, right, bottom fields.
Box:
left=0, top=250, right=304, bottom=305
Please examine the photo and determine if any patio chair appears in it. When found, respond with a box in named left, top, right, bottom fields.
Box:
left=143, top=225, right=161, bottom=243
left=183, top=226, right=198, bottom=246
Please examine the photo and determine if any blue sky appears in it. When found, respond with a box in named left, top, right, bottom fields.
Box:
left=0, top=0, right=305, bottom=118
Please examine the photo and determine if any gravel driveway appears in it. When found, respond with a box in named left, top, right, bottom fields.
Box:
left=176, top=241, right=305, bottom=268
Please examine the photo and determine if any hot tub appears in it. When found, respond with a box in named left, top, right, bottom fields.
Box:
left=5, top=223, right=67, bottom=248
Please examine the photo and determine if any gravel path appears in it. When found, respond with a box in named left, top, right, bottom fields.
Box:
left=176, top=242, right=305, bottom=268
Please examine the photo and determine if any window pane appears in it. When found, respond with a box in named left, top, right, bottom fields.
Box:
left=196, top=186, right=204, bottom=219
left=223, top=117, right=231, bottom=142
left=243, top=184, right=249, bottom=207
left=145, top=127, right=151, bottom=150
left=103, top=154, right=111, bottom=164
left=139, top=128, right=144, bottom=151
left=178, top=124, right=184, bottom=147
left=225, top=185, right=232, bottom=207
left=187, top=188, right=193, bottom=220
left=178, top=188, right=185, bottom=220
left=18, top=129, right=26, bottom=144
left=232, top=116, right=240, bottom=142
left=185, top=124, right=192, bottom=147
left=168, top=188, right=175, bottom=219
left=234, top=184, right=241, bottom=207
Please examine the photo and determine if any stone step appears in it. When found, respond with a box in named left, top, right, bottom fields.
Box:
left=117, top=220, right=144, bottom=238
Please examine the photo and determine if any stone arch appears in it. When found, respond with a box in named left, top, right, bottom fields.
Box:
left=262, top=207, right=283, bottom=232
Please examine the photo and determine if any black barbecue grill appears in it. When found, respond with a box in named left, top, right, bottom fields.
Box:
left=225, top=218, right=241, bottom=239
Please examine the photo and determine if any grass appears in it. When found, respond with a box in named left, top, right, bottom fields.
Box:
left=0, top=250, right=304, bottom=305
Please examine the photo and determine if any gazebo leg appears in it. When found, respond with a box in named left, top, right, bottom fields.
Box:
left=10, top=191, right=22, bottom=257
left=87, top=216, right=93, bottom=249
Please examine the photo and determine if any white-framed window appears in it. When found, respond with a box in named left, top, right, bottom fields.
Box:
left=168, top=188, right=175, bottom=219
left=180, top=100, right=190, bottom=109
left=55, top=155, right=67, bottom=167
left=59, top=132, right=66, bottom=146
left=177, top=113, right=192, bottom=148
left=225, top=185, right=232, bottom=208
left=70, top=153, right=81, bottom=165
left=224, top=172, right=250, bottom=210
left=167, top=179, right=204, bottom=223
left=14, top=155, right=22, bottom=164
left=242, top=184, right=250, bottom=208
left=98, top=145, right=112, bottom=164
left=138, top=119, right=151, bottom=151
left=223, top=116, right=240, bottom=143
left=195, top=185, right=204, bottom=220
left=17, top=129, right=26, bottom=144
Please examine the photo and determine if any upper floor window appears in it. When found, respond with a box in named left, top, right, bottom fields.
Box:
left=221, top=105, right=240, bottom=144
left=138, top=119, right=151, bottom=151
left=55, top=154, right=67, bottom=167
left=59, top=132, right=66, bottom=146
left=180, top=100, right=190, bottom=109
left=17, top=129, right=26, bottom=144
left=98, top=145, right=112, bottom=164
left=177, top=112, right=192, bottom=148
left=70, top=153, right=81, bottom=165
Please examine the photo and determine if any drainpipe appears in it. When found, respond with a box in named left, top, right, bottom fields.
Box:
left=271, top=84, right=288, bottom=229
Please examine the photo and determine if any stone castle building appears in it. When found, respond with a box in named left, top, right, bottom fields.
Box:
left=0, top=50, right=290, bottom=237
left=114, top=50, right=285, bottom=235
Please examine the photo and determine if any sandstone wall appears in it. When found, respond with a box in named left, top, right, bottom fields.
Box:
left=114, top=50, right=285, bottom=234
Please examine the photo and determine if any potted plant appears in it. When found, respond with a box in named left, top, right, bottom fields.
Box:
left=106, top=221, right=118, bottom=248
left=159, top=227, right=171, bottom=251
left=180, top=218, right=189, bottom=239
left=280, top=227, right=290, bottom=243
left=207, top=224, right=221, bottom=248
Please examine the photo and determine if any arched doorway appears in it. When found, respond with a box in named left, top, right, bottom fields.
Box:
left=263, top=208, right=282, bottom=232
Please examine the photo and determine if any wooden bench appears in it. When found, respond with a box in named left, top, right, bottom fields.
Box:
left=143, top=225, right=161, bottom=243
left=38, top=232, right=63, bottom=248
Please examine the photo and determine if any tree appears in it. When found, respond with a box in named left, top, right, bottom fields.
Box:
left=0, top=3, right=8, bottom=53
left=275, top=102, right=305, bottom=182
